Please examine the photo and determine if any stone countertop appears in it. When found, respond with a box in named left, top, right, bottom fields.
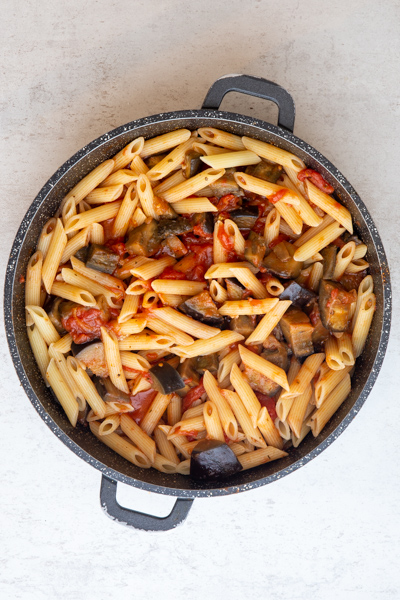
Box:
left=1, top=1, right=399, bottom=598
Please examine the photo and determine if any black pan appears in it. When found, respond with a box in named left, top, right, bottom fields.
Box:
left=4, top=75, right=391, bottom=531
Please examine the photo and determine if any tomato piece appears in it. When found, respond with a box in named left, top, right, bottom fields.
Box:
left=159, top=266, right=187, bottom=280
left=255, top=392, right=278, bottom=422
left=268, top=189, right=287, bottom=204
left=252, top=217, right=266, bottom=235
left=297, top=169, right=334, bottom=194
left=62, top=307, right=109, bottom=344
left=216, top=194, right=241, bottom=212
left=217, top=223, right=235, bottom=252
left=182, top=378, right=205, bottom=412
left=129, top=389, right=158, bottom=424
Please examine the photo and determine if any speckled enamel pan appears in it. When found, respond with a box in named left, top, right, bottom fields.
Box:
left=4, top=75, right=391, bottom=531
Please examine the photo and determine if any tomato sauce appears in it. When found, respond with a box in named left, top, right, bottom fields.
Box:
left=268, top=189, right=287, bottom=204
left=182, top=378, right=205, bottom=412
left=129, top=389, right=157, bottom=424
left=255, top=392, right=278, bottom=422
left=62, top=307, right=109, bottom=344
left=297, top=169, right=334, bottom=194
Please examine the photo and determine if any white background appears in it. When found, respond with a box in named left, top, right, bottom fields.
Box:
left=1, top=1, right=399, bottom=598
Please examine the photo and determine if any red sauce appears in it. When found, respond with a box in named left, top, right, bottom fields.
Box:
left=217, top=223, right=235, bottom=252
left=268, top=233, right=290, bottom=248
left=159, top=266, right=187, bottom=280
left=129, top=389, right=157, bottom=424
left=182, top=378, right=205, bottom=412
left=268, top=189, right=287, bottom=204
left=252, top=217, right=266, bottom=235
left=255, top=392, right=278, bottom=422
left=332, top=237, right=345, bottom=248
left=216, top=194, right=241, bottom=212
left=297, top=169, right=334, bottom=194
left=62, top=307, right=109, bottom=344
left=309, top=302, right=321, bottom=326
left=185, top=242, right=214, bottom=281
left=19, top=275, right=25, bottom=284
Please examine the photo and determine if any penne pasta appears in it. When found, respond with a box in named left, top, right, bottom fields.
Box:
left=130, top=256, right=176, bottom=280
left=221, top=389, right=266, bottom=448
left=64, top=200, right=122, bottom=233
left=61, top=159, right=115, bottom=209
left=118, top=332, right=174, bottom=351
left=229, top=267, right=267, bottom=299
left=120, top=414, right=156, bottom=462
left=281, top=353, right=325, bottom=399
left=242, top=137, right=306, bottom=171
left=238, top=346, right=290, bottom=393
left=307, top=375, right=351, bottom=437
left=27, top=324, right=50, bottom=386
left=46, top=358, right=79, bottom=427
left=90, top=421, right=151, bottom=468
left=151, top=279, right=206, bottom=295
left=41, top=218, right=67, bottom=294
left=304, top=181, right=353, bottom=233
left=293, top=222, right=346, bottom=262
left=237, top=447, right=288, bottom=470
left=172, top=197, right=218, bottom=214
left=101, top=327, right=129, bottom=394
left=111, top=183, right=138, bottom=238
left=140, top=129, right=191, bottom=159
left=85, top=184, right=124, bottom=204
left=245, top=301, right=292, bottom=345
left=203, top=401, right=225, bottom=442
left=152, top=307, right=220, bottom=339
left=50, top=282, right=97, bottom=307
left=218, top=298, right=279, bottom=316
left=204, top=261, right=259, bottom=279
left=198, top=128, right=245, bottom=151
left=200, top=150, right=261, bottom=169
left=203, top=371, right=238, bottom=440
left=146, top=138, right=194, bottom=181
left=172, top=331, right=244, bottom=359
left=159, top=168, right=225, bottom=203
left=352, top=293, right=376, bottom=358
left=67, top=356, right=107, bottom=418
left=112, top=137, right=144, bottom=172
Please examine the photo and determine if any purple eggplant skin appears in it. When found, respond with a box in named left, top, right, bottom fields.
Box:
left=229, top=206, right=259, bottom=229
left=246, top=160, right=283, bottom=184
left=149, top=362, right=186, bottom=394
left=47, top=297, right=67, bottom=335
left=263, top=241, right=303, bottom=279
left=157, top=217, right=193, bottom=238
left=190, top=440, right=242, bottom=481
left=73, top=341, right=109, bottom=377
left=191, top=212, right=214, bottom=235
left=126, top=220, right=161, bottom=256
left=86, top=244, right=119, bottom=274
left=280, top=281, right=316, bottom=308
left=179, top=291, right=225, bottom=328
left=195, top=353, right=219, bottom=376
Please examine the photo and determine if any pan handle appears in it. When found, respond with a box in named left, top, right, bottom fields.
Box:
left=202, top=74, right=295, bottom=132
left=100, top=475, right=194, bottom=531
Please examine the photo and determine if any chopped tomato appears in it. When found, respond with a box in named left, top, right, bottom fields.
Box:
left=255, top=392, right=278, bottom=422
left=182, top=378, right=205, bottom=412
left=252, top=217, right=266, bottom=235
left=129, top=389, right=157, bottom=424
left=185, top=242, right=213, bottom=281
left=268, top=233, right=290, bottom=248
left=193, top=224, right=213, bottom=239
left=106, top=240, right=127, bottom=257
left=309, top=302, right=321, bottom=326
left=159, top=266, right=187, bottom=280
left=268, top=189, right=287, bottom=204
left=297, top=169, right=334, bottom=194
left=332, top=237, right=345, bottom=248
left=19, top=275, right=25, bottom=284
left=217, top=223, right=235, bottom=252
left=62, top=307, right=109, bottom=344
left=216, top=194, right=241, bottom=212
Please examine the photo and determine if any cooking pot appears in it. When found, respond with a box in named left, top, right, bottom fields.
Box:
left=4, top=75, right=391, bottom=531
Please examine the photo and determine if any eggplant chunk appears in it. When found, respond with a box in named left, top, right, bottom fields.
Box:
left=179, top=291, right=225, bottom=328
left=74, top=245, right=89, bottom=263
left=261, top=335, right=289, bottom=372
left=101, top=377, right=131, bottom=404
left=263, top=241, right=303, bottom=279
left=178, top=358, right=200, bottom=389
left=280, top=307, right=314, bottom=358
left=197, top=170, right=242, bottom=198
left=280, top=281, right=316, bottom=308
left=229, top=315, right=257, bottom=339
left=195, top=353, right=219, bottom=376
left=191, top=212, right=214, bottom=236
left=48, top=297, right=67, bottom=334
left=226, top=277, right=246, bottom=300
left=126, top=219, right=161, bottom=256
left=145, top=153, right=168, bottom=169
left=183, top=150, right=202, bottom=179
left=229, top=206, right=259, bottom=229
left=86, top=244, right=119, bottom=274
left=320, top=246, right=337, bottom=280
left=74, top=341, right=109, bottom=377
left=243, top=365, right=280, bottom=396
left=244, top=231, right=266, bottom=268
left=340, top=270, right=368, bottom=292
left=190, top=440, right=242, bottom=481
left=153, top=197, right=177, bottom=220
left=319, top=279, right=357, bottom=333
left=246, top=159, right=283, bottom=183
left=149, top=361, right=185, bottom=394
left=157, top=217, right=193, bottom=238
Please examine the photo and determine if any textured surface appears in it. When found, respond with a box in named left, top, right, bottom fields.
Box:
left=1, top=1, right=400, bottom=598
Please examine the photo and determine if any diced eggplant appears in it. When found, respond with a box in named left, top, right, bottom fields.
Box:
left=157, top=217, right=193, bottom=238
left=304, top=300, right=330, bottom=351
left=149, top=361, right=185, bottom=394
left=243, top=365, right=281, bottom=396
left=343, top=233, right=362, bottom=246
left=263, top=241, right=303, bottom=279
left=183, top=150, right=202, bottom=179
left=229, top=206, right=259, bottom=229
left=261, top=335, right=289, bottom=371
left=74, top=245, right=89, bottom=263
left=59, top=300, right=78, bottom=321
left=101, top=377, right=131, bottom=404
left=244, top=231, right=266, bottom=268
left=145, top=153, right=168, bottom=169
left=153, top=197, right=177, bottom=219
left=280, top=307, right=314, bottom=358
left=74, top=341, right=109, bottom=377
left=229, top=315, right=257, bottom=339
left=340, top=270, right=368, bottom=292
left=280, top=281, right=316, bottom=308
left=191, top=212, right=214, bottom=236
left=319, top=279, right=357, bottom=333
left=85, top=244, right=119, bottom=274
left=226, top=277, right=246, bottom=300
left=178, top=358, right=200, bottom=388
left=179, top=291, right=225, bottom=328
left=126, top=219, right=161, bottom=256
left=320, top=246, right=337, bottom=280
left=47, top=297, right=67, bottom=334
left=197, top=169, right=242, bottom=198
left=246, top=159, right=283, bottom=183
left=163, top=235, right=188, bottom=258
left=190, top=440, right=242, bottom=481
left=195, top=353, right=219, bottom=376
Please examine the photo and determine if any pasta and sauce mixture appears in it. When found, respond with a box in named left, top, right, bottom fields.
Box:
left=24, top=128, right=375, bottom=481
